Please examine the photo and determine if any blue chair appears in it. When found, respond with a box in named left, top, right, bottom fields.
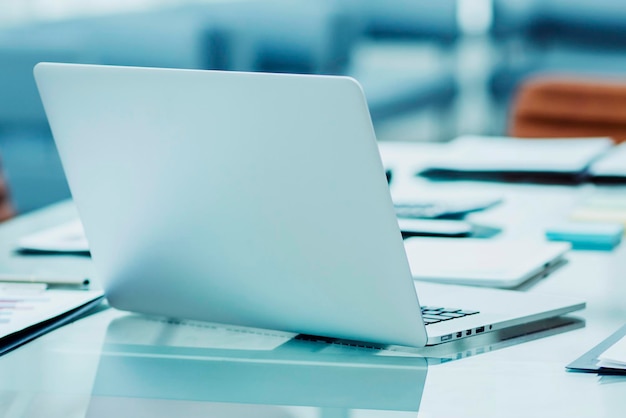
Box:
left=355, top=0, right=459, bottom=44
left=176, top=0, right=362, bottom=75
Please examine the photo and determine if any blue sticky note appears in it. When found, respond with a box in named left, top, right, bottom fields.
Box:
left=546, top=222, right=624, bottom=250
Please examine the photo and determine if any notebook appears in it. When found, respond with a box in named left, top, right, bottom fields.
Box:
left=17, top=219, right=89, bottom=253
left=404, top=238, right=570, bottom=288
left=35, top=63, right=584, bottom=347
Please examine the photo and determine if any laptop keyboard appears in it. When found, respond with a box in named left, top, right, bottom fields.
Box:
left=421, top=306, right=479, bottom=325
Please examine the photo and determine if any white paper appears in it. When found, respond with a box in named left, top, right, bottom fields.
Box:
left=425, top=135, right=613, bottom=173
left=104, top=315, right=296, bottom=351
left=598, top=334, right=626, bottom=368
left=17, top=219, right=89, bottom=253
left=589, top=142, right=626, bottom=177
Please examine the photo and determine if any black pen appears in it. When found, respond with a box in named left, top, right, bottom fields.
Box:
left=0, top=275, right=90, bottom=287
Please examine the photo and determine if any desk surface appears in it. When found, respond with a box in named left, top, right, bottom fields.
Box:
left=1, top=141, right=626, bottom=417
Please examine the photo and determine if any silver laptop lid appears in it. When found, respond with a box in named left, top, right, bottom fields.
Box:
left=34, top=63, right=427, bottom=347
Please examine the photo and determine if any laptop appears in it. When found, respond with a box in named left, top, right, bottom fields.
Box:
left=34, top=63, right=585, bottom=347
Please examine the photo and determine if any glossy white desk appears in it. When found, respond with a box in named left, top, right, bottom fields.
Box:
left=1, top=141, right=626, bottom=417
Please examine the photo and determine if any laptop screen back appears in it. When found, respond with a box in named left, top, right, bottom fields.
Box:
left=34, top=63, right=427, bottom=347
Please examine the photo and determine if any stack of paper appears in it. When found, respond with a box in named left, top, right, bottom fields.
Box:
left=419, top=135, right=613, bottom=184
left=17, top=220, right=89, bottom=253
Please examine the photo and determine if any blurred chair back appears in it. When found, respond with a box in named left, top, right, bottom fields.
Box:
left=357, top=0, right=459, bottom=43
left=490, top=0, right=626, bottom=106
left=0, top=43, right=90, bottom=130
left=0, top=158, right=14, bottom=222
left=0, top=8, right=230, bottom=214
left=187, top=0, right=363, bottom=75
left=0, top=8, right=232, bottom=130
left=509, top=76, right=626, bottom=143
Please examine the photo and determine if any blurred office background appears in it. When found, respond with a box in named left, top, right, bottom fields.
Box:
left=0, top=0, right=624, bottom=214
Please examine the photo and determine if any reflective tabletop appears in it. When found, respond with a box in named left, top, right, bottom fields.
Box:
left=0, top=141, right=625, bottom=417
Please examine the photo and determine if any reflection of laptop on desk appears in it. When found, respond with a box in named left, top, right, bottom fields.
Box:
left=89, top=314, right=427, bottom=415
left=34, top=63, right=585, bottom=347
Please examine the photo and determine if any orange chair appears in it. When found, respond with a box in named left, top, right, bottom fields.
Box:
left=509, top=76, right=626, bottom=144
left=0, top=158, right=14, bottom=222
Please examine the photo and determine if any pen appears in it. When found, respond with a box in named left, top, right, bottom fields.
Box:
left=0, top=275, right=90, bottom=287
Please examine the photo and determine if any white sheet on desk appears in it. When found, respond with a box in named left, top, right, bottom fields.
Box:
left=393, top=191, right=503, bottom=213
left=103, top=315, right=295, bottom=351
left=589, top=142, right=626, bottom=177
left=17, top=219, right=88, bottom=253
left=598, top=334, right=626, bottom=369
left=424, top=135, right=613, bottom=173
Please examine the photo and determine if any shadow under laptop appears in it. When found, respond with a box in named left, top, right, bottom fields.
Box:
left=296, top=315, right=585, bottom=365
left=389, top=315, right=585, bottom=364
left=85, top=314, right=429, bottom=418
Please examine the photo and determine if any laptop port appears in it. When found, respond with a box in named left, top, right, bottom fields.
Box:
left=456, top=332, right=463, bottom=338
left=441, top=334, right=452, bottom=342
left=466, top=330, right=471, bottom=336
left=476, top=326, right=485, bottom=333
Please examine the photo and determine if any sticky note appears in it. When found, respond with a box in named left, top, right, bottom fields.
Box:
left=545, top=222, right=623, bottom=250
